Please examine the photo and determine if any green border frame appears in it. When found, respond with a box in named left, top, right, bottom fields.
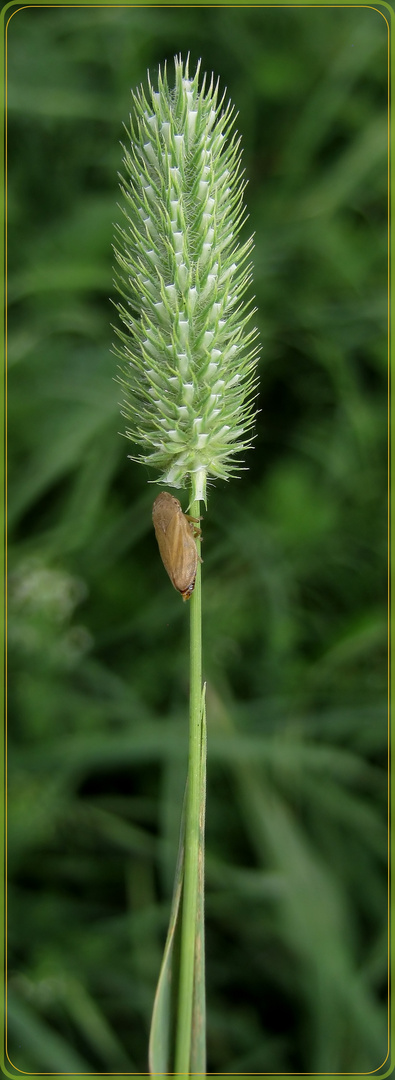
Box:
left=0, top=3, right=392, bottom=1078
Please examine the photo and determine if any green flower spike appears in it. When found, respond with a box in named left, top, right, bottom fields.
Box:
left=113, top=54, right=259, bottom=505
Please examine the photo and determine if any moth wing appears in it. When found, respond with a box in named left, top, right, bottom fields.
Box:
left=152, top=491, right=179, bottom=531
left=165, top=512, right=197, bottom=593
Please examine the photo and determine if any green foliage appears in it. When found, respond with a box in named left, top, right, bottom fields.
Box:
left=7, top=5, right=388, bottom=1074
left=149, top=691, right=206, bottom=1074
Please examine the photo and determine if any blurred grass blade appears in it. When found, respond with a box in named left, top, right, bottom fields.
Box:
left=149, top=688, right=207, bottom=1075
left=190, top=685, right=207, bottom=1074
left=7, top=991, right=91, bottom=1072
left=60, top=975, right=134, bottom=1070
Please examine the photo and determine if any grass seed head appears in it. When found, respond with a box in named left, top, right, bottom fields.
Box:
left=113, top=54, right=260, bottom=505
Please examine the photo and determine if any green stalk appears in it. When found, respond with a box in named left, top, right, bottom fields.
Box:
left=113, top=57, right=259, bottom=1074
left=175, top=496, right=203, bottom=1074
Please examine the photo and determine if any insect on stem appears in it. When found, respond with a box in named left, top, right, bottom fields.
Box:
left=152, top=491, right=202, bottom=601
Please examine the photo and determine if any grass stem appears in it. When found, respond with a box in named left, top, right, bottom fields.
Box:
left=174, top=498, right=203, bottom=1074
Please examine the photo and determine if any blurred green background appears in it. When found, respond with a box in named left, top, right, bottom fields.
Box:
left=6, top=4, right=388, bottom=1074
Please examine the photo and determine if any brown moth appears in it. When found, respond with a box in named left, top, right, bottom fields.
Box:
left=152, top=491, right=201, bottom=601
